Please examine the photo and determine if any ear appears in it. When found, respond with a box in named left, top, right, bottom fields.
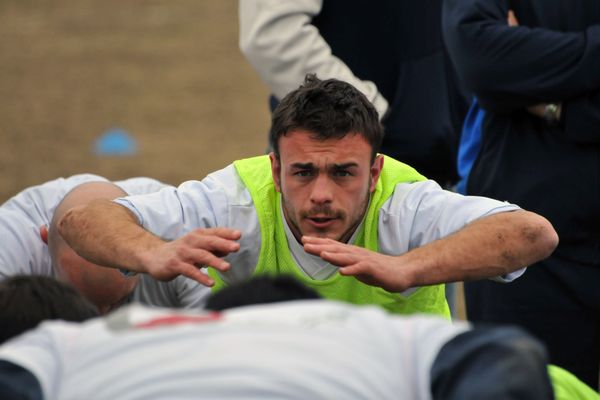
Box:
left=269, top=152, right=282, bottom=193
left=39, top=224, right=49, bottom=245
left=369, top=155, right=384, bottom=193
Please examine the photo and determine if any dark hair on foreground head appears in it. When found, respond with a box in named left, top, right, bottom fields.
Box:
left=270, top=73, right=384, bottom=162
left=205, top=275, right=322, bottom=311
left=0, top=275, right=99, bottom=344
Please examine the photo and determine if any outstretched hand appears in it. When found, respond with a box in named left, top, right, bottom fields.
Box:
left=143, top=228, right=241, bottom=286
left=302, top=236, right=411, bottom=292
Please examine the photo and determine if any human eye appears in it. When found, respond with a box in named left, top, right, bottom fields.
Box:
left=294, top=169, right=314, bottom=177
left=333, top=169, right=352, bottom=177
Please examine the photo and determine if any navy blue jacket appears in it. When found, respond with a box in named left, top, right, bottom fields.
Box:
left=443, top=0, right=600, bottom=266
left=313, top=0, right=469, bottom=186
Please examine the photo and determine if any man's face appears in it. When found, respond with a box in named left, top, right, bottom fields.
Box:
left=56, top=247, right=138, bottom=314
left=271, top=130, right=383, bottom=243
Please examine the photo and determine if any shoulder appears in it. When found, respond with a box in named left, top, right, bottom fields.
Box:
left=380, top=180, right=446, bottom=215
left=382, top=180, right=518, bottom=216
left=0, top=209, right=52, bottom=277
left=377, top=180, right=520, bottom=251
left=113, top=177, right=171, bottom=195
left=1, top=174, right=107, bottom=220
left=133, top=275, right=210, bottom=308
left=115, top=164, right=250, bottom=215
left=180, top=164, right=254, bottom=207
left=0, top=176, right=112, bottom=277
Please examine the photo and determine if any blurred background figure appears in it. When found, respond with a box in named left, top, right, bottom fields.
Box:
left=444, top=0, right=600, bottom=389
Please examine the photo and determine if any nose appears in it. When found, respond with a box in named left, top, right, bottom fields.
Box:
left=310, top=173, right=333, bottom=205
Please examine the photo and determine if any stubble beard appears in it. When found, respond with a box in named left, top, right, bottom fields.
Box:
left=280, top=190, right=370, bottom=244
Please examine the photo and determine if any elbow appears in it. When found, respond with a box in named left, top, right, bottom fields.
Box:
left=239, top=22, right=266, bottom=65
left=239, top=33, right=277, bottom=84
left=542, top=224, right=560, bottom=258
left=239, top=25, right=272, bottom=68
left=525, top=214, right=559, bottom=261
left=239, top=33, right=254, bottom=60
left=444, top=29, right=506, bottom=97
left=57, top=206, right=83, bottom=244
left=452, top=60, right=501, bottom=98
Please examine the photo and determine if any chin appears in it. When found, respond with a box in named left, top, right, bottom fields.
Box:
left=308, top=231, right=341, bottom=241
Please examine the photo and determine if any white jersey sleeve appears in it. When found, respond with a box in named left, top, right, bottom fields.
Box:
left=113, top=178, right=217, bottom=308
left=239, top=0, right=388, bottom=118
left=0, top=174, right=110, bottom=278
left=0, top=174, right=204, bottom=309
left=379, top=180, right=524, bottom=282
left=114, top=164, right=262, bottom=285
left=133, top=274, right=211, bottom=309
left=0, top=321, right=83, bottom=399
left=113, top=177, right=170, bottom=195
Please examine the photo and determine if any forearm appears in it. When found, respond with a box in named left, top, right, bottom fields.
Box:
left=239, top=0, right=388, bottom=118
left=401, top=211, right=558, bottom=286
left=58, top=199, right=163, bottom=273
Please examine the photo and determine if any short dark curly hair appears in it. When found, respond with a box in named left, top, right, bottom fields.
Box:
left=205, top=275, right=321, bottom=311
left=0, top=275, right=99, bottom=343
left=270, top=74, right=383, bottom=162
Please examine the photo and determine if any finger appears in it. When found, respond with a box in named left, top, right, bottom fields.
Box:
left=303, top=242, right=345, bottom=257
left=339, top=269, right=383, bottom=290
left=195, top=227, right=242, bottom=240
left=318, top=251, right=358, bottom=267
left=302, top=236, right=364, bottom=254
left=508, top=10, right=518, bottom=27
left=187, top=248, right=231, bottom=272
left=303, top=243, right=322, bottom=257
left=177, top=263, right=215, bottom=287
left=338, top=264, right=365, bottom=276
left=301, top=235, right=339, bottom=245
left=186, top=234, right=241, bottom=255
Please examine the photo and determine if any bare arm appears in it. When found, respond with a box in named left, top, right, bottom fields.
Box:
left=303, top=210, right=558, bottom=292
left=58, top=199, right=241, bottom=286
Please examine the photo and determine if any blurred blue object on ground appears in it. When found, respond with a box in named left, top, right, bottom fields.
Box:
left=94, top=128, right=138, bottom=156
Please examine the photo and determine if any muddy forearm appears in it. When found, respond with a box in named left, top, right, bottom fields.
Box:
left=403, top=210, right=558, bottom=286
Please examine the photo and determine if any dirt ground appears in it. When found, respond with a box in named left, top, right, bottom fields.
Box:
left=0, top=0, right=270, bottom=202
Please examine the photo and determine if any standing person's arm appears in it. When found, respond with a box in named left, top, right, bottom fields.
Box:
left=59, top=196, right=241, bottom=287
left=442, top=0, right=600, bottom=111
left=239, top=0, right=388, bottom=118
left=561, top=91, right=600, bottom=143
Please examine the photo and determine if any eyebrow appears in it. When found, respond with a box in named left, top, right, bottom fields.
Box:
left=290, top=162, right=359, bottom=170
left=290, top=162, right=315, bottom=170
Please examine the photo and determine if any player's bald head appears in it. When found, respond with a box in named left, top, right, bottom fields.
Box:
left=48, top=181, right=137, bottom=314
left=48, top=181, right=127, bottom=258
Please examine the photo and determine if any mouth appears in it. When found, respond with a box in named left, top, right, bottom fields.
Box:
left=306, top=216, right=337, bottom=229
